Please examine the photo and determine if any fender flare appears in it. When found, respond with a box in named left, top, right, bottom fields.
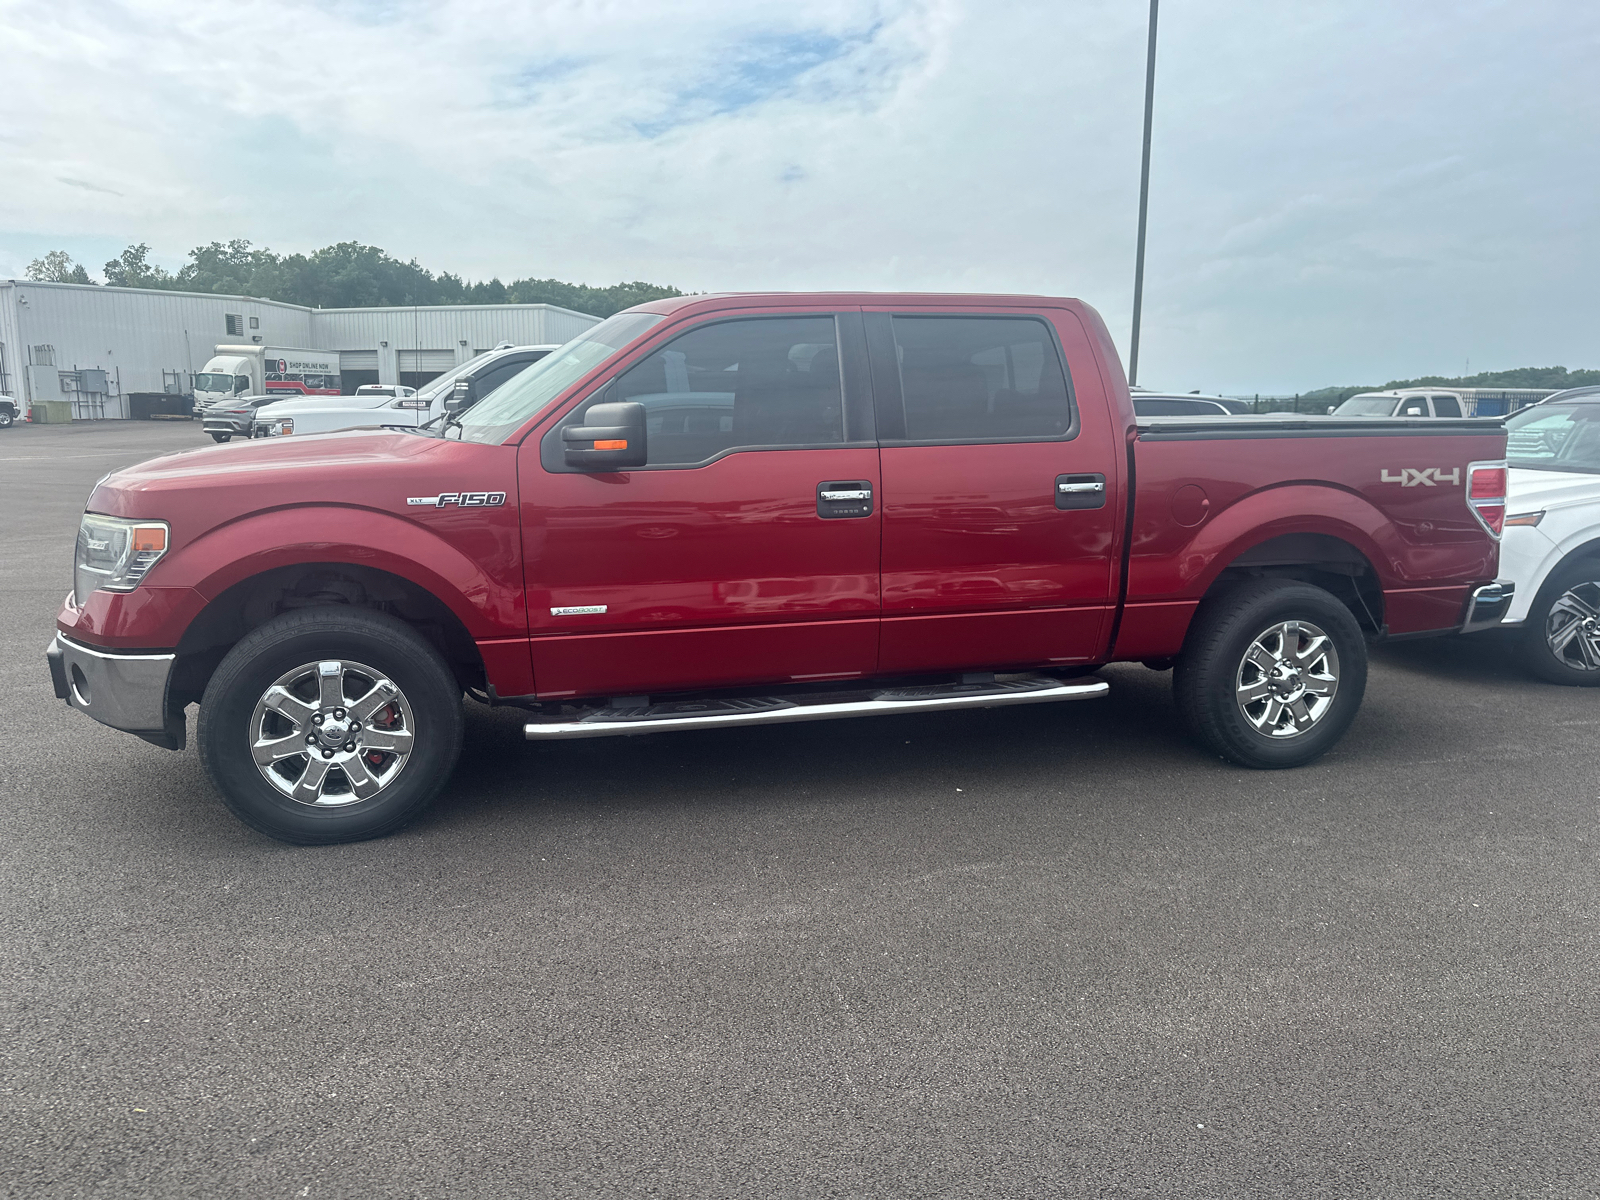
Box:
left=1159, top=483, right=1398, bottom=601
left=165, top=505, right=523, bottom=639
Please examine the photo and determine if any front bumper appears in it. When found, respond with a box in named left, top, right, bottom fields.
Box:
left=201, top=415, right=253, bottom=436
left=46, top=634, right=185, bottom=750
left=1460, top=579, right=1516, bottom=634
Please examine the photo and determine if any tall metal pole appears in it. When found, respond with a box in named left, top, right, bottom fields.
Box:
left=1128, top=0, right=1159, bottom=387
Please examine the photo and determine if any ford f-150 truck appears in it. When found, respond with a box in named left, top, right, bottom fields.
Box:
left=46, top=293, right=1512, bottom=844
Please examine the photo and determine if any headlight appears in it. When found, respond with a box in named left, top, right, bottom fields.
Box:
left=74, top=515, right=170, bottom=605
left=276, top=418, right=293, bottom=435
left=1504, top=510, right=1544, bottom=528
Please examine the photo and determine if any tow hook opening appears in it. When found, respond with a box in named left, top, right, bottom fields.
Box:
left=69, top=663, right=91, bottom=706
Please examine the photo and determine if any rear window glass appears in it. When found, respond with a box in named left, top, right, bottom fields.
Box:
left=1506, top=405, right=1600, bottom=473
left=891, top=317, right=1073, bottom=442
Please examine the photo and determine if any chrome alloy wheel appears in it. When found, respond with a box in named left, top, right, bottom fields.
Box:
left=1545, top=582, right=1600, bottom=671
left=248, top=659, right=416, bottom=806
left=1234, top=620, right=1340, bottom=738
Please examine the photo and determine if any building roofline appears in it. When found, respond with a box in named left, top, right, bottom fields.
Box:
left=1, top=278, right=313, bottom=311
left=1, top=279, right=600, bottom=322
left=313, top=302, right=597, bottom=320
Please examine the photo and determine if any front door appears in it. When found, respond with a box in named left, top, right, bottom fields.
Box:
left=519, top=310, right=882, bottom=699
left=866, top=308, right=1122, bottom=674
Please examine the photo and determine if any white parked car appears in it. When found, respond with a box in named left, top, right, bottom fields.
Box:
left=1468, top=387, right=1600, bottom=682
left=1130, top=391, right=1250, bottom=416
left=250, top=345, right=555, bottom=439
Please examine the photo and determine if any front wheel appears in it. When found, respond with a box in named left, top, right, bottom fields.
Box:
left=209, top=432, right=231, bottom=443
left=1520, top=560, right=1600, bottom=685
left=1174, top=579, right=1368, bottom=769
left=198, top=608, right=464, bottom=844
left=0, top=408, right=14, bottom=429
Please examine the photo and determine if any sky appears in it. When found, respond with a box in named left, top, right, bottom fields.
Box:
left=1, top=0, right=1596, bottom=393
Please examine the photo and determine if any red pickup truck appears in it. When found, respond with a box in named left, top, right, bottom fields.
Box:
left=47, top=293, right=1512, bottom=844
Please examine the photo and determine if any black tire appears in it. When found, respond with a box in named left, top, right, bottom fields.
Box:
left=1519, top=559, right=1600, bottom=685
left=1173, top=578, right=1368, bottom=769
left=210, top=432, right=231, bottom=443
left=0, top=408, right=14, bottom=429
left=198, top=608, right=464, bottom=844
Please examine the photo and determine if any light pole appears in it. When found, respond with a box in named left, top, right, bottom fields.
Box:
left=1128, top=0, right=1159, bottom=387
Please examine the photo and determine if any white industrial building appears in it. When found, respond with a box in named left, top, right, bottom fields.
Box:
left=0, top=279, right=601, bottom=418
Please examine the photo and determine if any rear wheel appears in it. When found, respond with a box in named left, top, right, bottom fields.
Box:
left=198, top=608, right=464, bottom=844
left=1174, top=579, right=1368, bottom=768
left=1520, top=560, right=1600, bottom=685
left=210, top=432, right=231, bottom=443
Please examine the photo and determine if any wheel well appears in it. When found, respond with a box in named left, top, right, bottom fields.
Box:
left=1206, top=533, right=1384, bottom=634
left=170, top=563, right=485, bottom=706
left=1533, top=539, right=1600, bottom=606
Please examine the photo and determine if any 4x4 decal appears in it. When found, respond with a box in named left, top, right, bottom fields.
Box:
left=1380, top=468, right=1460, bottom=487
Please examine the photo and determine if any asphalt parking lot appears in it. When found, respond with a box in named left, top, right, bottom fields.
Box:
left=3, top=419, right=1597, bottom=1199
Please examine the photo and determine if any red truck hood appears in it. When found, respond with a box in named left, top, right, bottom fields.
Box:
left=93, top=430, right=439, bottom=498
left=86, top=430, right=519, bottom=544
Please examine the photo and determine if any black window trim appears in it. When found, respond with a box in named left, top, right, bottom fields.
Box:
left=865, top=311, right=1080, bottom=447
left=540, top=311, right=874, bottom=474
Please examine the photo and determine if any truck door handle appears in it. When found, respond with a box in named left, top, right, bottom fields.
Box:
left=817, top=481, right=874, bottom=519
left=1055, top=473, right=1107, bottom=510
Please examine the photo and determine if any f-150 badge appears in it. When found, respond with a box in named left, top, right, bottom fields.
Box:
left=1380, top=468, right=1460, bottom=487
left=407, top=491, right=507, bottom=508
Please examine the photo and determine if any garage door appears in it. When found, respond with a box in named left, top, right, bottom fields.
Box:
left=398, top=350, right=456, bottom=373
left=340, top=351, right=378, bottom=372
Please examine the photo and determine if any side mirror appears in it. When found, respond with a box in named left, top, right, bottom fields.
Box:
left=443, top=379, right=473, bottom=414
left=562, top=401, right=647, bottom=469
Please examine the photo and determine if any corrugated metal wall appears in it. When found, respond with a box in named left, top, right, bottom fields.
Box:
left=0, top=282, right=602, bottom=411
left=309, top=304, right=597, bottom=354
left=0, top=281, right=312, bottom=408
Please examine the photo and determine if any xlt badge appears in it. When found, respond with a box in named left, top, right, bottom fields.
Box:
left=407, top=491, right=507, bottom=508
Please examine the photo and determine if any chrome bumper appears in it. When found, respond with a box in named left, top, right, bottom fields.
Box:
left=1460, top=580, right=1516, bottom=634
left=46, top=634, right=185, bottom=750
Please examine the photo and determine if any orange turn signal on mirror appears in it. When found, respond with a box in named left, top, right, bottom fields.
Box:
left=131, top=526, right=167, bottom=553
left=593, top=439, right=628, bottom=450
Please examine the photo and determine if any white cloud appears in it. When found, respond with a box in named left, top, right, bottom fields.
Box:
left=2, top=0, right=1596, bottom=391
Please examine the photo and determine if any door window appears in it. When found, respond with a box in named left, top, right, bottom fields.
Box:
left=471, top=358, right=533, bottom=401
left=890, top=316, right=1073, bottom=443
left=552, top=316, right=847, bottom=468
left=1432, top=394, right=1462, bottom=417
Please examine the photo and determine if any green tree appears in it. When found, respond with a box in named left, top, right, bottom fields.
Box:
left=102, top=243, right=176, bottom=289
left=95, top=238, right=683, bottom=317
left=26, top=250, right=94, bottom=284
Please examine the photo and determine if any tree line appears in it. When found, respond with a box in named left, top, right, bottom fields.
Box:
left=24, top=241, right=682, bottom=318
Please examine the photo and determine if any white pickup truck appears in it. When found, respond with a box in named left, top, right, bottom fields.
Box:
left=250, top=345, right=555, bottom=439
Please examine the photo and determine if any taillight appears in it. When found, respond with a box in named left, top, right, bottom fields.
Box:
left=1466, top=459, right=1508, bottom=538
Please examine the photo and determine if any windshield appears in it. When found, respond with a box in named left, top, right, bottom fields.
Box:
left=1334, top=396, right=1400, bottom=416
left=450, top=312, right=666, bottom=443
left=1505, top=404, right=1600, bottom=473
left=194, top=372, right=234, bottom=393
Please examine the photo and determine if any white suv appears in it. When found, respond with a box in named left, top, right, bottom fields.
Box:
left=251, top=346, right=556, bottom=439
left=1466, top=387, right=1600, bottom=682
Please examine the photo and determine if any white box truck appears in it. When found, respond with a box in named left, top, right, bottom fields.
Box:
left=193, top=345, right=340, bottom=411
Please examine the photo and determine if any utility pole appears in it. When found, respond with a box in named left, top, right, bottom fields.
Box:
left=1128, top=0, right=1159, bottom=387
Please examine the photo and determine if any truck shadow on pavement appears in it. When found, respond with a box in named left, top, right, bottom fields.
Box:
left=417, top=663, right=1202, bottom=835
left=1369, top=630, right=1532, bottom=688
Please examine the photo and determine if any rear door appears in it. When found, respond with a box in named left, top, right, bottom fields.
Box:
left=867, top=306, right=1123, bottom=673
left=520, top=309, right=882, bottom=699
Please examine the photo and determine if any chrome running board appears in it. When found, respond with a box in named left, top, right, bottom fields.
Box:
left=523, top=674, right=1109, bottom=740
